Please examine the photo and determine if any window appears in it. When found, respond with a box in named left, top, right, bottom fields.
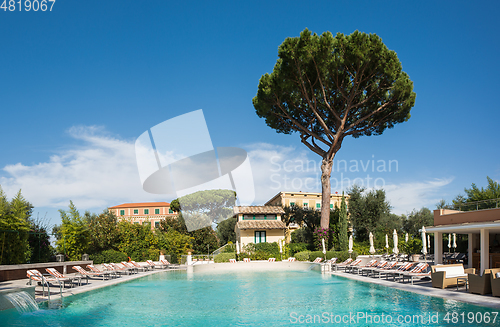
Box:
left=119, top=210, right=125, bottom=216
left=303, top=202, right=308, bottom=208
left=143, top=221, right=151, bottom=228
left=169, top=209, right=173, bottom=214
left=255, top=231, right=266, bottom=244
left=330, top=204, right=334, bottom=209
left=316, top=203, right=321, bottom=209
left=133, top=209, right=139, bottom=215
left=155, top=208, right=160, bottom=214
left=144, top=209, right=149, bottom=215
left=290, top=202, right=295, bottom=206
left=155, top=221, right=160, bottom=228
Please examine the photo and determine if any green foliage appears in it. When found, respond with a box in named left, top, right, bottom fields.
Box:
left=241, top=242, right=283, bottom=260
left=117, top=221, right=159, bottom=261
left=214, top=253, right=236, bottom=263
left=401, top=237, right=423, bottom=256
left=253, top=29, right=416, bottom=229
left=155, top=229, right=193, bottom=264
left=173, top=189, right=236, bottom=227
left=159, top=215, right=188, bottom=234
left=338, top=194, right=348, bottom=251
left=288, top=243, right=308, bottom=255
left=90, top=249, right=128, bottom=264
left=294, top=251, right=311, bottom=261
left=348, top=185, right=391, bottom=242
left=312, top=250, right=358, bottom=263
left=87, top=210, right=120, bottom=254
left=0, top=189, right=32, bottom=264
left=55, top=201, right=91, bottom=261
left=28, top=216, right=54, bottom=263
left=465, top=176, right=500, bottom=202
left=216, top=217, right=236, bottom=245
left=403, top=208, right=433, bottom=237
left=189, top=226, right=218, bottom=254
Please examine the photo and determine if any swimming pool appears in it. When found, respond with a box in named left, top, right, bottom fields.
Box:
left=2, top=270, right=498, bottom=326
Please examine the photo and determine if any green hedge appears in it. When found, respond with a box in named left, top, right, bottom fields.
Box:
left=214, top=253, right=236, bottom=263
left=90, top=249, right=128, bottom=264
left=288, top=243, right=308, bottom=255
left=293, top=250, right=358, bottom=262
left=308, top=250, right=358, bottom=262
left=294, top=251, right=311, bottom=261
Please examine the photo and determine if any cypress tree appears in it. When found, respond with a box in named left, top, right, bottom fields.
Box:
left=339, top=193, right=348, bottom=251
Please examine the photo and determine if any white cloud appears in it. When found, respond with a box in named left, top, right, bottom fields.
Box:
left=0, top=126, right=165, bottom=210
left=384, top=178, right=454, bottom=215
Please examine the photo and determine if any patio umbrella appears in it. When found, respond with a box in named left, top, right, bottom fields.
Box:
left=236, top=240, right=240, bottom=255
left=427, top=234, right=431, bottom=250
left=393, top=229, right=399, bottom=254
left=421, top=226, right=427, bottom=255
left=385, top=234, right=389, bottom=251
left=322, top=238, right=326, bottom=255
left=369, top=232, right=375, bottom=255
left=448, top=234, right=452, bottom=251
left=405, top=233, right=409, bottom=243
left=452, top=233, right=457, bottom=250
left=348, top=234, right=353, bottom=255
left=279, top=240, right=283, bottom=253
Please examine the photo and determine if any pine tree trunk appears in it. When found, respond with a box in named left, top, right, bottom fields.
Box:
left=320, top=158, right=333, bottom=229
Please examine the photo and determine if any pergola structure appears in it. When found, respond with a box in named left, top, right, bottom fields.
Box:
left=426, top=207, right=500, bottom=273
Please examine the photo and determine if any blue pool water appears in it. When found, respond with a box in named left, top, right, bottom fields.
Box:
left=2, top=270, right=498, bottom=326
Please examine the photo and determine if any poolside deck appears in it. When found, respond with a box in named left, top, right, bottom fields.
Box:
left=0, top=264, right=187, bottom=308
left=328, top=269, right=500, bottom=310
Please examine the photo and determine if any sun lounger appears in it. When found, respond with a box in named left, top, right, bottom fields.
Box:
left=379, top=262, right=415, bottom=280
left=26, top=269, right=61, bottom=297
left=338, top=259, right=362, bottom=272
left=160, top=259, right=174, bottom=269
left=268, top=258, right=276, bottom=262
left=312, top=257, right=323, bottom=263
left=87, top=264, right=116, bottom=278
left=130, top=261, right=150, bottom=272
left=46, top=268, right=81, bottom=288
left=72, top=265, right=110, bottom=283
left=243, top=258, right=251, bottom=262
left=229, top=259, right=237, bottom=263
left=121, top=262, right=139, bottom=273
left=351, top=259, right=377, bottom=274
left=393, top=263, right=427, bottom=282
left=332, top=258, right=353, bottom=272
left=287, top=257, right=296, bottom=262
left=401, top=264, right=431, bottom=284
left=146, top=260, right=162, bottom=269
left=369, top=261, right=398, bottom=278
left=103, top=263, right=130, bottom=275
left=325, top=258, right=337, bottom=265
left=360, top=261, right=388, bottom=276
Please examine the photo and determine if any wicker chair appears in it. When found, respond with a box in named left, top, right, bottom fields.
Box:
left=491, top=269, right=500, bottom=297
left=468, top=268, right=500, bottom=295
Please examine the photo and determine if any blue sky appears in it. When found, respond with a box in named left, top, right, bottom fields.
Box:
left=1, top=1, right=499, bottom=228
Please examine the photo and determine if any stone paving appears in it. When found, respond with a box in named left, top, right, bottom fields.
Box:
left=329, top=270, right=500, bottom=310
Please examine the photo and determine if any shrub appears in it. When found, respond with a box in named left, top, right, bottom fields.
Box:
left=288, top=243, right=308, bottom=256
left=214, top=253, right=236, bottom=263
left=308, top=250, right=357, bottom=262
left=294, top=251, right=311, bottom=261
left=242, top=242, right=281, bottom=260
left=90, top=249, right=128, bottom=264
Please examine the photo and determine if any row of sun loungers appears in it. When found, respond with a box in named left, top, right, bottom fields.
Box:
left=331, top=258, right=431, bottom=285
left=26, top=260, right=174, bottom=296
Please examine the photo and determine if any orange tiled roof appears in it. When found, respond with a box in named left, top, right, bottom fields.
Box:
left=236, top=220, right=286, bottom=230
left=233, top=206, right=285, bottom=215
left=109, top=202, right=170, bottom=209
